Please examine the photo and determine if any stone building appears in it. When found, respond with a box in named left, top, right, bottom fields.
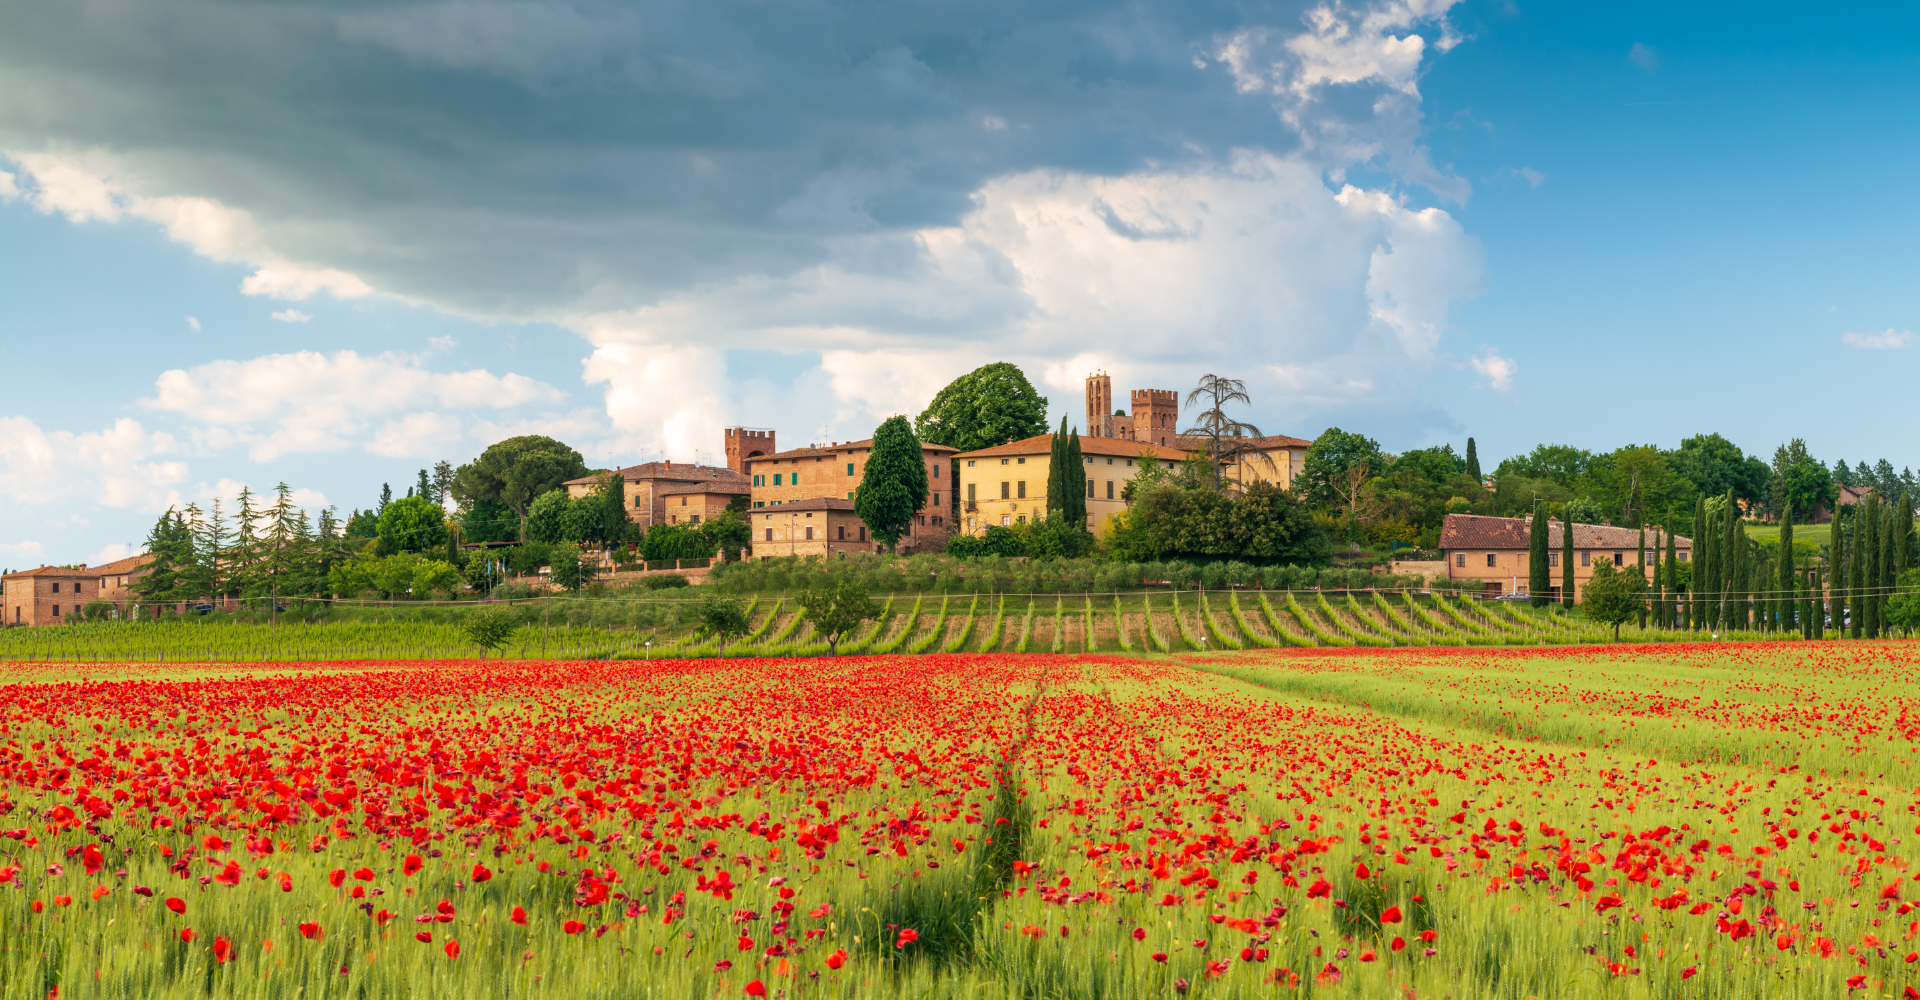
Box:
left=658, top=481, right=750, bottom=526
left=750, top=498, right=875, bottom=557
left=723, top=427, right=776, bottom=475
left=1084, top=373, right=1181, bottom=448
left=744, top=437, right=958, bottom=553
left=1215, top=435, right=1314, bottom=492
left=3, top=554, right=155, bottom=627
left=563, top=461, right=750, bottom=531
left=955, top=434, right=1187, bottom=539
left=1438, top=513, right=1689, bottom=602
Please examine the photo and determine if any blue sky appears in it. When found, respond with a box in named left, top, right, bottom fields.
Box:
left=2, top=0, right=1917, bottom=566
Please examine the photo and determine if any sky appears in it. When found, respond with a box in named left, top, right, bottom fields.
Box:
left=3, top=0, right=1919, bottom=566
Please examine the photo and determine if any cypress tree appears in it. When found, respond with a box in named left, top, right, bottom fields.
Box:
left=854, top=415, right=931, bottom=552
left=1879, top=501, right=1896, bottom=637
left=1652, top=531, right=1666, bottom=629
left=1691, top=496, right=1707, bottom=630
left=1828, top=504, right=1845, bottom=640
left=1812, top=567, right=1824, bottom=639
left=1636, top=525, right=1648, bottom=627
left=1529, top=506, right=1550, bottom=607
left=1777, top=500, right=1795, bottom=636
left=1899, top=489, right=1914, bottom=579
left=1664, top=512, right=1678, bottom=628
left=1561, top=511, right=1575, bottom=608
left=1865, top=493, right=1881, bottom=638
left=1065, top=428, right=1087, bottom=528
left=1466, top=438, right=1481, bottom=480
left=1851, top=506, right=1866, bottom=639
left=1046, top=417, right=1069, bottom=521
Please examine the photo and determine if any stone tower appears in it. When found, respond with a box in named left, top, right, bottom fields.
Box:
left=1131, top=389, right=1179, bottom=448
left=1085, top=372, right=1114, bottom=438
left=723, top=427, right=776, bottom=475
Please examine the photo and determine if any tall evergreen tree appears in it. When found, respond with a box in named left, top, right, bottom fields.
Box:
left=132, top=509, right=195, bottom=610
left=1528, top=506, right=1550, bottom=607
left=854, top=416, right=930, bottom=551
left=1828, top=507, right=1845, bottom=639
left=1465, top=437, right=1481, bottom=480
left=417, top=468, right=435, bottom=504
left=1834, top=459, right=1854, bottom=488
left=378, top=483, right=393, bottom=515
left=1879, top=500, right=1896, bottom=637
left=1561, top=512, right=1575, bottom=607
left=1851, top=506, right=1866, bottom=639
left=1652, top=529, right=1666, bottom=628
left=1776, top=497, right=1795, bottom=635
left=1064, top=428, right=1087, bottom=528
left=1046, top=417, right=1069, bottom=521
left=1899, top=489, right=1914, bottom=578
left=1636, top=525, right=1648, bottom=627
left=1664, top=513, right=1678, bottom=629
left=1866, top=493, right=1883, bottom=638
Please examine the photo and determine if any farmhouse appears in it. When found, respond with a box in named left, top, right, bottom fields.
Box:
left=1439, top=513, right=1690, bottom=602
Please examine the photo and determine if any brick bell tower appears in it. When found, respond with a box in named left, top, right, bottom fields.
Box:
left=1131, top=389, right=1179, bottom=448
left=724, top=427, right=776, bottom=474
left=1085, top=372, right=1113, bottom=439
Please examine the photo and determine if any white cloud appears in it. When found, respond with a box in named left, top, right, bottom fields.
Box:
left=1491, top=166, right=1544, bottom=189
left=90, top=543, right=133, bottom=565
left=1469, top=350, right=1517, bottom=391
left=185, top=315, right=201, bottom=332
left=143, top=350, right=569, bottom=461
left=574, top=151, right=1483, bottom=446
left=0, top=540, right=47, bottom=564
left=1629, top=43, right=1658, bottom=73
left=1212, top=1, right=1469, bottom=201
left=0, top=416, right=189, bottom=512
left=271, top=308, right=312, bottom=323
left=0, top=170, right=17, bottom=200
left=1841, top=328, right=1914, bottom=350
left=0, top=151, right=374, bottom=302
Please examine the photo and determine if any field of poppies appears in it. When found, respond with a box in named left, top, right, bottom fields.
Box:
left=4, top=641, right=1920, bottom=998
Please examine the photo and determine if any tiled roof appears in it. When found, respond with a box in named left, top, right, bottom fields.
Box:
left=566, top=463, right=748, bottom=487
left=1439, top=513, right=1690, bottom=551
left=752, top=497, right=857, bottom=512
left=953, top=434, right=1188, bottom=462
left=91, top=554, right=155, bottom=576
left=745, top=438, right=959, bottom=464
left=658, top=481, right=751, bottom=496
left=2, top=565, right=98, bottom=579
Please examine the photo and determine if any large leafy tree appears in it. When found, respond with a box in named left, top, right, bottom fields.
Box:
left=1581, top=559, right=1647, bottom=640
left=1494, top=444, right=1596, bottom=487
left=915, top=362, right=1050, bottom=452
left=450, top=435, right=590, bottom=541
left=1669, top=433, right=1769, bottom=510
left=1782, top=459, right=1835, bottom=522
left=1296, top=427, right=1385, bottom=509
left=796, top=580, right=881, bottom=656
left=855, top=416, right=929, bottom=550
left=377, top=495, right=449, bottom=553
left=1581, top=446, right=1694, bottom=528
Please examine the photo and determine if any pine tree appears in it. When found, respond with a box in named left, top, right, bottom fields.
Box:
left=378, top=483, right=393, bottom=515
left=1465, top=438, right=1481, bottom=480
left=1561, top=512, right=1575, bottom=607
left=1528, top=506, right=1548, bottom=607
left=417, top=468, right=435, bottom=504
left=132, top=509, right=194, bottom=611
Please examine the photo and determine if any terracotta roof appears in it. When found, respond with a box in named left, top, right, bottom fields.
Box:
left=953, top=434, right=1188, bottom=462
left=91, top=554, right=155, bottom=576
left=566, top=462, right=747, bottom=487
left=3, top=564, right=98, bottom=579
left=745, top=438, right=959, bottom=464
left=658, top=481, right=751, bottom=497
left=752, top=497, right=857, bottom=513
left=1439, top=513, right=1690, bottom=552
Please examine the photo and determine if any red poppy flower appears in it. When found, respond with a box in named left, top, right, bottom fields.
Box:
left=511, top=906, right=528, bottom=925
left=298, top=922, right=323, bottom=940
left=564, top=920, right=586, bottom=935
left=744, top=982, right=766, bottom=997
left=165, top=897, right=186, bottom=915
left=212, top=937, right=232, bottom=964
left=1380, top=906, right=1402, bottom=924
left=825, top=949, right=847, bottom=970
left=415, top=931, right=433, bottom=944
left=403, top=854, right=424, bottom=876
left=471, top=865, right=492, bottom=883
left=445, top=940, right=460, bottom=960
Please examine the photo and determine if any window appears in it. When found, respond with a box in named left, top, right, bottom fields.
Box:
left=967, top=484, right=976, bottom=502
left=765, top=513, right=773, bottom=520
left=765, top=528, right=774, bottom=541
left=805, top=527, right=814, bottom=540
left=1678, top=551, right=1689, bottom=562
left=1455, top=553, right=1466, bottom=567
left=1549, top=551, right=1559, bottom=567
left=846, top=492, right=855, bottom=500
left=967, top=460, right=975, bottom=467
left=680, top=496, right=688, bottom=506
left=1085, top=456, right=1092, bottom=464
left=1126, top=459, right=1133, bottom=467
left=847, top=463, right=855, bottom=476
left=1000, top=458, right=1009, bottom=465
left=670, top=515, right=677, bottom=524
left=1613, top=552, right=1623, bottom=566
left=1001, top=515, right=1010, bottom=526
left=1086, top=480, right=1094, bottom=499
left=1017, top=457, right=1025, bottom=464
left=932, top=516, right=942, bottom=526
left=967, top=517, right=976, bottom=529
left=52, top=582, right=59, bottom=593
left=838, top=525, right=845, bottom=540
left=859, top=527, right=867, bottom=541
left=1017, top=481, right=1026, bottom=499
left=690, top=515, right=700, bottom=524
left=932, top=463, right=941, bottom=478
left=1106, top=481, right=1114, bottom=499
left=932, top=492, right=939, bottom=506
left=1000, top=482, right=1010, bottom=500
left=1106, top=458, right=1113, bottom=465
left=1016, top=515, right=1026, bottom=524
left=1485, top=553, right=1496, bottom=568
left=754, top=501, right=765, bottom=508
left=52, top=605, right=60, bottom=616
left=1580, top=551, right=1591, bottom=567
